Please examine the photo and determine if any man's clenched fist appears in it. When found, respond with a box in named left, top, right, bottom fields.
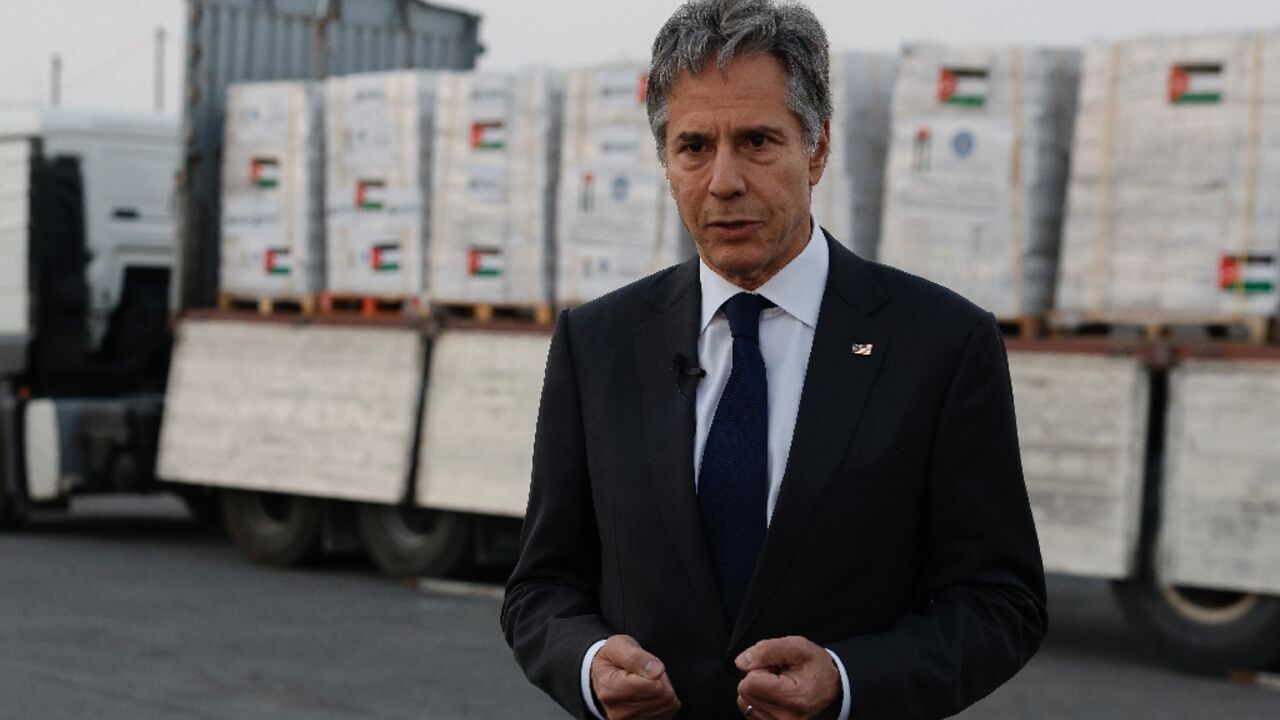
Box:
left=734, top=636, right=841, bottom=719
left=590, top=634, right=682, bottom=719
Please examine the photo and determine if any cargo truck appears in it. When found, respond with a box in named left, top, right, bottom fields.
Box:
left=0, top=0, right=505, bottom=567
left=3, top=0, right=1280, bottom=678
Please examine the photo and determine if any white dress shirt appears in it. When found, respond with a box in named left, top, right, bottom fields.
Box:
left=581, top=220, right=851, bottom=720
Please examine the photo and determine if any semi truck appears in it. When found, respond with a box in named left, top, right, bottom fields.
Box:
left=2, top=0, right=1280, bottom=677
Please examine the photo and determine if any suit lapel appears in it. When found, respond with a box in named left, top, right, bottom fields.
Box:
left=730, top=237, right=891, bottom=649
left=633, top=258, right=731, bottom=644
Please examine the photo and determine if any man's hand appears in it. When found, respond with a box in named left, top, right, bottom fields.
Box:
left=734, top=636, right=841, bottom=719
left=590, top=634, right=681, bottom=719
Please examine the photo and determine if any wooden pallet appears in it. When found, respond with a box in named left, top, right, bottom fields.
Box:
left=996, top=316, right=1044, bottom=340
left=319, top=293, right=423, bottom=318
left=217, top=292, right=316, bottom=316
left=433, top=302, right=554, bottom=326
left=1048, top=312, right=1275, bottom=346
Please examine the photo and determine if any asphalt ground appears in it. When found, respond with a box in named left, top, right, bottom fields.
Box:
left=3, top=495, right=1280, bottom=719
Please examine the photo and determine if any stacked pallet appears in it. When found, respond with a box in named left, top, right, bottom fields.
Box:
left=219, top=81, right=324, bottom=311
left=880, top=44, right=1080, bottom=320
left=821, top=50, right=898, bottom=260
left=555, top=62, right=690, bottom=306
left=324, top=70, right=436, bottom=313
left=427, top=69, right=562, bottom=319
left=1056, top=31, right=1280, bottom=335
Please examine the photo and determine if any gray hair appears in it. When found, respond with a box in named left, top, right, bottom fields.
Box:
left=646, top=0, right=832, bottom=163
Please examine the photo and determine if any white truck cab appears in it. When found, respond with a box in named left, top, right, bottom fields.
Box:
left=0, top=110, right=179, bottom=523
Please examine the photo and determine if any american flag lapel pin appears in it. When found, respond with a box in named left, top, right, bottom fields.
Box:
left=851, top=343, right=874, bottom=357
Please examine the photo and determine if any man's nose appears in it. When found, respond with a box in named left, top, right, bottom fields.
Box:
left=707, top=147, right=747, bottom=199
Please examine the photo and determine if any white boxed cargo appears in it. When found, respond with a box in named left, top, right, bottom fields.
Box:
left=158, top=320, right=423, bottom=504
left=220, top=81, right=324, bottom=298
left=1009, top=351, right=1148, bottom=578
left=820, top=50, right=897, bottom=261
left=1057, top=31, right=1280, bottom=322
left=880, top=45, right=1080, bottom=317
left=325, top=70, right=436, bottom=299
left=1161, top=359, right=1280, bottom=595
left=556, top=62, right=689, bottom=305
left=429, top=69, right=562, bottom=306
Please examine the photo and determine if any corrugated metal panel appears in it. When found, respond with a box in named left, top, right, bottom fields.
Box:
left=179, top=0, right=481, bottom=308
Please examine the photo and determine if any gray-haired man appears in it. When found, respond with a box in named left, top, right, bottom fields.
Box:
left=502, top=1, right=1047, bottom=718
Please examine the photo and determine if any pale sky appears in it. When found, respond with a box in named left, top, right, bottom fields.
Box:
left=1, top=0, right=1277, bottom=117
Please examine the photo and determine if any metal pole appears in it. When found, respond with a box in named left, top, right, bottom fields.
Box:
left=155, top=26, right=167, bottom=114
left=50, top=54, right=61, bottom=108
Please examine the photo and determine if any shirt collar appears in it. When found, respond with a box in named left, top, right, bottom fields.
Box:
left=698, top=218, right=829, bottom=334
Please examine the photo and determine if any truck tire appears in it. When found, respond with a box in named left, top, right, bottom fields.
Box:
left=356, top=503, right=471, bottom=578
left=1112, top=578, right=1280, bottom=673
left=220, top=490, right=322, bottom=566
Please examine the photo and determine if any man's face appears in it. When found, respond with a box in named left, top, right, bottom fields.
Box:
left=663, top=52, right=829, bottom=290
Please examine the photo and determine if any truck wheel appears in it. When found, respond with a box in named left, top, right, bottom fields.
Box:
left=1112, top=578, right=1280, bottom=673
left=220, top=490, right=322, bottom=566
left=356, top=503, right=471, bottom=578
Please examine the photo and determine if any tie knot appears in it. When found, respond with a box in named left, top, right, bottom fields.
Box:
left=722, top=292, right=774, bottom=343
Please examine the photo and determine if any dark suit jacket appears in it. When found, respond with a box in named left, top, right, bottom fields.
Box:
left=501, top=233, right=1047, bottom=719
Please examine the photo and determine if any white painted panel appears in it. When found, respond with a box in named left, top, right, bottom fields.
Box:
left=158, top=320, right=423, bottom=504
left=418, top=330, right=550, bottom=517
left=1009, top=352, right=1148, bottom=578
left=1162, top=359, right=1280, bottom=594
left=0, top=139, right=29, bottom=337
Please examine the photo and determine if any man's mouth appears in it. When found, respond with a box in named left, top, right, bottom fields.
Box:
left=709, top=220, right=759, bottom=231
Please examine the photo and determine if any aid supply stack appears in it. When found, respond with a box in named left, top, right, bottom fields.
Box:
left=820, top=51, right=897, bottom=261
left=1056, top=31, right=1280, bottom=326
left=324, top=70, right=436, bottom=302
left=879, top=44, right=1081, bottom=318
left=220, top=81, right=324, bottom=303
left=556, top=62, right=690, bottom=306
left=427, top=69, right=562, bottom=311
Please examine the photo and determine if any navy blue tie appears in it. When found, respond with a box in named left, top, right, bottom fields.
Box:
left=698, top=291, right=773, bottom=623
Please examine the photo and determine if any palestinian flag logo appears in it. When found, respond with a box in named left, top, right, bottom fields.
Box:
left=471, top=121, right=507, bottom=151
left=1219, top=254, right=1276, bottom=294
left=938, top=68, right=988, bottom=107
left=263, top=248, right=291, bottom=275
left=370, top=243, right=402, bottom=273
left=1169, top=63, right=1224, bottom=104
left=250, top=157, right=280, bottom=187
left=356, top=179, right=386, bottom=210
left=468, top=247, right=503, bottom=277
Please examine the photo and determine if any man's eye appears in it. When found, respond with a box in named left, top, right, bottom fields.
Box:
left=684, top=141, right=705, bottom=153
left=748, top=134, right=767, bottom=148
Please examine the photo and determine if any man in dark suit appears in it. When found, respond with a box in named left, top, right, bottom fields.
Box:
left=501, top=1, right=1046, bottom=718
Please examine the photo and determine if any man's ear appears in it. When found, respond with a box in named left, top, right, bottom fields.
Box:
left=809, top=119, right=832, bottom=186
